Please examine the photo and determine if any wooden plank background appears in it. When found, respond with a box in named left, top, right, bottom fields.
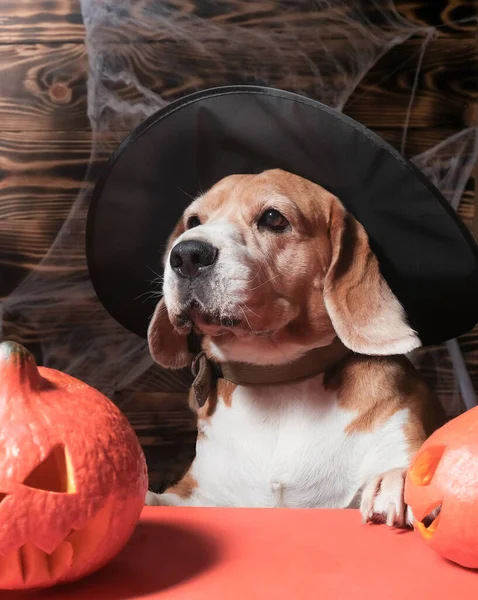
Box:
left=0, top=0, right=476, bottom=491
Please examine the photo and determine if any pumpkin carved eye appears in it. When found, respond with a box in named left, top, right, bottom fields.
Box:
left=23, top=444, right=76, bottom=494
left=0, top=445, right=76, bottom=501
left=409, top=445, right=446, bottom=487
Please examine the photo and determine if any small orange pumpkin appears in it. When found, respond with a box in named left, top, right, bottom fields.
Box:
left=0, top=341, right=148, bottom=589
left=404, top=406, right=478, bottom=569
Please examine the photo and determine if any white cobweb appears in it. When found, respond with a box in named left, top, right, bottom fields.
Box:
left=2, top=0, right=477, bottom=412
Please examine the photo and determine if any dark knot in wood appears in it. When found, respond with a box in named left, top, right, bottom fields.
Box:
left=49, top=83, right=71, bottom=105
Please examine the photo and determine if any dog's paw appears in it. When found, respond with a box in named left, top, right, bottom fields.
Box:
left=145, top=490, right=162, bottom=506
left=360, top=467, right=414, bottom=528
left=145, top=489, right=187, bottom=507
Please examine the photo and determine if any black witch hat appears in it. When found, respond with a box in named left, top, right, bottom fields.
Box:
left=86, top=86, right=478, bottom=345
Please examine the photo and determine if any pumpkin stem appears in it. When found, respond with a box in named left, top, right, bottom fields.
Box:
left=0, top=341, right=43, bottom=389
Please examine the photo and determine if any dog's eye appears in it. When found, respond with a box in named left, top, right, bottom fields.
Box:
left=258, top=209, right=290, bottom=233
left=186, top=215, right=201, bottom=229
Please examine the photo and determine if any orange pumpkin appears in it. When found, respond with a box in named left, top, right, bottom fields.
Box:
left=0, top=341, right=148, bottom=589
left=404, top=406, right=478, bottom=569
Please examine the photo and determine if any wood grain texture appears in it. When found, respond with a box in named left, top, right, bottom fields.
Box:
left=391, top=0, right=478, bottom=36
left=0, top=1, right=474, bottom=44
left=0, top=43, right=87, bottom=131
left=0, top=131, right=105, bottom=295
left=344, top=37, right=477, bottom=128
left=457, top=186, right=476, bottom=232
left=0, top=1, right=84, bottom=44
left=0, top=37, right=475, bottom=132
left=414, top=326, right=478, bottom=417
left=117, top=391, right=196, bottom=491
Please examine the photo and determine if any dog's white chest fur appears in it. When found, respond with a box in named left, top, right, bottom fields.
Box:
left=182, top=376, right=411, bottom=508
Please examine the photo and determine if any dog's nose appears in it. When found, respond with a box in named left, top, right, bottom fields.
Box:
left=170, top=240, right=219, bottom=279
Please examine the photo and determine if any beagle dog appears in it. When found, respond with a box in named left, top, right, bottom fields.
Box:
left=145, top=169, right=445, bottom=527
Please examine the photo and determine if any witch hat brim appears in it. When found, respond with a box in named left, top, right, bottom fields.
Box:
left=86, top=85, right=478, bottom=345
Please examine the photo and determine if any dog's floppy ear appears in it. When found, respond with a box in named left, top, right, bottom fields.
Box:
left=323, top=199, right=421, bottom=356
left=147, top=215, right=191, bottom=369
left=148, top=297, right=191, bottom=369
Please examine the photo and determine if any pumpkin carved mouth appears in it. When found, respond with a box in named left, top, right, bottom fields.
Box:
left=0, top=499, right=114, bottom=587
left=416, top=504, right=442, bottom=540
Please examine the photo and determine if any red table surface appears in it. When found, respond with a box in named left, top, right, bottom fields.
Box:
left=2, top=507, right=478, bottom=599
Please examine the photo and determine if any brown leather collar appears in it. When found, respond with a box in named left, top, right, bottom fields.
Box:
left=191, top=338, right=351, bottom=408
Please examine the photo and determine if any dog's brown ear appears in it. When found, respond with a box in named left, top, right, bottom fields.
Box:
left=323, top=199, right=421, bottom=356
left=148, top=214, right=190, bottom=369
left=147, top=298, right=191, bottom=369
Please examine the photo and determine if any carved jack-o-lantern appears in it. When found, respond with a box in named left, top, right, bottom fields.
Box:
left=404, top=406, right=478, bottom=569
left=0, top=341, right=148, bottom=590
